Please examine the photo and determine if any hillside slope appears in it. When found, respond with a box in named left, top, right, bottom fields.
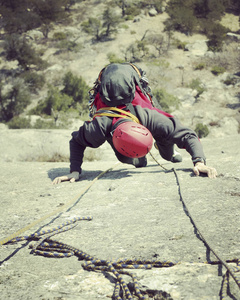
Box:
left=2, top=0, right=237, bottom=137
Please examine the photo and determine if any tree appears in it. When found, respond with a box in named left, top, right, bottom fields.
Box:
left=194, top=0, right=228, bottom=19
left=102, top=7, right=120, bottom=38
left=81, top=17, right=102, bottom=41
left=114, top=0, right=127, bottom=17
left=125, top=40, right=149, bottom=62
left=81, top=8, right=120, bottom=41
left=4, top=34, right=45, bottom=70
left=0, top=0, right=69, bottom=36
left=165, top=5, right=197, bottom=35
left=0, top=80, right=31, bottom=122
left=147, top=34, right=167, bottom=56
left=62, top=0, right=85, bottom=11
left=62, top=71, right=90, bottom=108
left=32, top=86, right=73, bottom=122
left=205, top=22, right=228, bottom=52
left=0, top=0, right=41, bottom=34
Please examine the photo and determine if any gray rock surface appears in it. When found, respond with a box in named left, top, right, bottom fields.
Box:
left=0, top=133, right=240, bottom=299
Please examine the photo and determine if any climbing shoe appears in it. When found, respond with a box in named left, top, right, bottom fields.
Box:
left=133, top=156, right=147, bottom=168
left=171, top=151, right=182, bottom=163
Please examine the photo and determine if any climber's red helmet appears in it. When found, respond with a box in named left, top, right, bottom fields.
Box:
left=112, top=121, right=153, bottom=158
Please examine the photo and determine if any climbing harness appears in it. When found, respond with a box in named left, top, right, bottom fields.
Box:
left=1, top=155, right=240, bottom=299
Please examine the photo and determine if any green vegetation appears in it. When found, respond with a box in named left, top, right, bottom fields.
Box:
left=153, top=88, right=180, bottom=113
left=107, top=53, right=125, bottom=64
left=164, top=0, right=236, bottom=51
left=33, top=86, right=73, bottom=116
left=62, top=71, right=90, bottom=109
left=223, top=75, right=236, bottom=86
left=194, top=63, right=205, bottom=70
left=0, top=0, right=73, bottom=35
left=30, top=71, right=90, bottom=121
left=4, top=34, right=46, bottom=71
left=7, top=116, right=32, bottom=129
left=188, top=78, right=206, bottom=97
left=125, top=40, right=149, bottom=62
left=211, top=65, right=226, bottom=76
left=0, top=0, right=239, bottom=130
left=20, top=71, right=46, bottom=93
left=81, top=8, right=120, bottom=41
left=53, top=32, right=67, bottom=41
left=0, top=80, right=31, bottom=122
left=194, top=123, right=209, bottom=138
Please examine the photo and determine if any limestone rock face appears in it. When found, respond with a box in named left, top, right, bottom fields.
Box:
left=0, top=134, right=240, bottom=300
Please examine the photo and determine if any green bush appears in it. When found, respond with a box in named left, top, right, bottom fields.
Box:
left=4, top=34, right=46, bottom=70
left=53, top=31, right=67, bottom=40
left=62, top=71, right=90, bottom=108
left=31, top=72, right=90, bottom=117
left=165, top=5, right=197, bottom=35
left=173, top=39, right=187, bottom=49
left=223, top=75, right=236, bottom=86
left=32, top=86, right=73, bottom=116
left=107, top=52, right=125, bottom=64
left=7, top=116, right=32, bottom=129
left=81, top=8, right=120, bottom=41
left=188, top=78, right=206, bottom=97
left=81, top=17, right=102, bottom=41
left=194, top=63, right=205, bottom=70
left=153, top=88, right=180, bottom=113
left=205, top=22, right=228, bottom=52
left=20, top=71, right=45, bottom=93
left=57, top=40, right=80, bottom=52
left=124, top=6, right=141, bottom=20
left=0, top=80, right=31, bottom=122
left=211, top=65, right=225, bottom=76
left=32, top=118, right=58, bottom=129
left=194, top=123, right=209, bottom=138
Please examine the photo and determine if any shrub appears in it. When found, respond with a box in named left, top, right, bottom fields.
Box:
left=211, top=65, right=225, bottom=76
left=153, top=88, right=180, bottom=113
left=194, top=123, right=209, bottom=138
left=57, top=40, right=80, bottom=52
left=20, top=71, right=46, bottom=93
left=188, top=78, right=206, bottom=97
left=7, top=116, right=32, bottom=129
left=124, top=6, right=141, bottom=20
left=53, top=31, right=67, bottom=40
left=32, top=86, right=73, bottom=116
left=173, top=39, right=187, bottom=50
left=223, top=75, right=236, bottom=86
left=125, top=40, right=149, bottom=62
left=194, top=63, right=205, bottom=70
left=62, top=71, right=90, bottom=108
left=81, top=8, right=120, bottom=41
left=4, top=34, right=46, bottom=70
left=32, top=118, right=58, bottom=129
left=0, top=80, right=31, bottom=122
left=107, top=52, right=125, bottom=64
left=165, top=5, right=197, bottom=35
left=205, top=22, right=228, bottom=52
left=81, top=17, right=102, bottom=41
